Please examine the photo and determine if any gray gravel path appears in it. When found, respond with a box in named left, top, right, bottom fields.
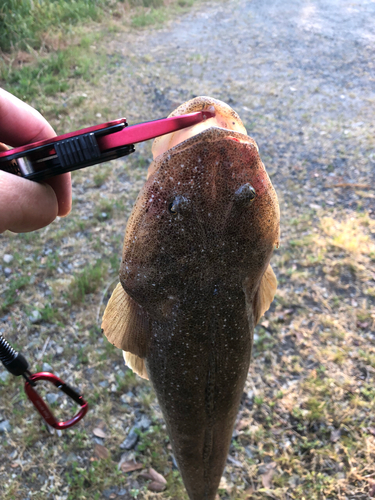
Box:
left=106, top=0, right=374, bottom=217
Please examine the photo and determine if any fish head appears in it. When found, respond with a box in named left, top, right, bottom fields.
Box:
left=120, top=97, right=280, bottom=314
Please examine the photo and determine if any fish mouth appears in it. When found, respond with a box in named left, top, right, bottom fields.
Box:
left=152, top=96, right=248, bottom=160
left=147, top=126, right=259, bottom=180
left=158, top=126, right=259, bottom=158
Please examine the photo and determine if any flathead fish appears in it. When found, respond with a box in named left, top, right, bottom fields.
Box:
left=102, top=96, right=280, bottom=500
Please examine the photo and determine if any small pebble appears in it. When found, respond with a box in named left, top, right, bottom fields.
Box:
left=137, top=415, right=151, bottom=430
left=93, top=437, right=106, bottom=445
left=119, top=414, right=152, bottom=450
left=42, top=362, right=53, bottom=372
left=102, top=488, right=117, bottom=499
left=120, top=391, right=134, bottom=404
left=3, top=254, right=13, bottom=264
left=56, top=346, right=64, bottom=355
left=66, top=452, right=78, bottom=463
left=244, top=446, right=255, bottom=459
left=120, top=426, right=139, bottom=450
left=0, top=371, right=10, bottom=383
left=4, top=267, right=12, bottom=276
left=0, top=420, right=11, bottom=433
left=29, top=310, right=42, bottom=324
left=46, top=393, right=59, bottom=405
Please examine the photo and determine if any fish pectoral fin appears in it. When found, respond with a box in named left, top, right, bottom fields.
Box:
left=123, top=351, right=149, bottom=380
left=251, top=264, right=277, bottom=325
left=101, top=283, right=149, bottom=379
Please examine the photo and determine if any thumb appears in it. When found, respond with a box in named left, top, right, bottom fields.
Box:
left=0, top=171, right=59, bottom=233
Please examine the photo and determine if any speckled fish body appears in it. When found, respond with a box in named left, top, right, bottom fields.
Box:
left=102, top=97, right=280, bottom=500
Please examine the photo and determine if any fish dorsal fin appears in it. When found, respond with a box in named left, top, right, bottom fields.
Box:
left=252, top=264, right=277, bottom=325
left=101, top=283, right=149, bottom=379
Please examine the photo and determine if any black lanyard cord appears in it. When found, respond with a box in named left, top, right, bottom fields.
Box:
left=0, top=334, right=31, bottom=379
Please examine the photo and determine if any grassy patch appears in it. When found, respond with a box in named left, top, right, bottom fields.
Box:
left=38, top=302, right=59, bottom=322
left=69, top=260, right=108, bottom=304
left=94, top=198, right=115, bottom=221
left=0, top=275, right=30, bottom=312
left=93, top=166, right=111, bottom=187
left=0, top=0, right=113, bottom=52
left=0, top=0, right=201, bottom=107
left=65, top=458, right=125, bottom=500
left=131, top=7, right=168, bottom=27
left=1, top=39, right=103, bottom=101
left=318, top=214, right=375, bottom=255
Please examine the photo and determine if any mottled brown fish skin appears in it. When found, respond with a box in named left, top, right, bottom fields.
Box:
left=145, top=292, right=252, bottom=500
left=119, top=127, right=279, bottom=500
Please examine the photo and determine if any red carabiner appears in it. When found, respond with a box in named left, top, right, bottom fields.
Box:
left=24, top=372, right=88, bottom=429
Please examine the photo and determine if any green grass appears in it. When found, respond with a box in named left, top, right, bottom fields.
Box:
left=1, top=38, right=103, bottom=101
left=0, top=0, right=113, bottom=52
left=93, top=166, right=111, bottom=187
left=38, top=302, right=59, bottom=322
left=65, top=458, right=126, bottom=500
left=68, top=260, right=108, bottom=304
left=0, top=275, right=30, bottom=312
left=131, top=7, right=168, bottom=27
left=94, top=198, right=115, bottom=221
left=0, top=0, right=201, bottom=116
left=128, top=0, right=164, bottom=7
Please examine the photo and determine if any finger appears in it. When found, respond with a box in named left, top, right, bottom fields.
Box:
left=0, top=171, right=59, bottom=233
left=0, top=88, right=72, bottom=218
left=46, top=173, right=72, bottom=217
left=2, top=137, right=71, bottom=216
left=0, top=88, right=55, bottom=145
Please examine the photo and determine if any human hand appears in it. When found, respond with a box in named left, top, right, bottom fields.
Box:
left=0, top=88, right=72, bottom=233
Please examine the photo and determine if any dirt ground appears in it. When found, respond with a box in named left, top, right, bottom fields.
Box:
left=1, top=0, right=375, bottom=499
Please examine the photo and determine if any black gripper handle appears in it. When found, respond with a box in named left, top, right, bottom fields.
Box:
left=54, top=133, right=101, bottom=169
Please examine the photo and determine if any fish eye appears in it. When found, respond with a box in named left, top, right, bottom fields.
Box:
left=168, top=202, right=178, bottom=215
left=168, top=195, right=190, bottom=216
left=234, top=183, right=256, bottom=205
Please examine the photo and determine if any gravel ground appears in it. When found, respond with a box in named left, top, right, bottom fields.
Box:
left=1, top=0, right=374, bottom=499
